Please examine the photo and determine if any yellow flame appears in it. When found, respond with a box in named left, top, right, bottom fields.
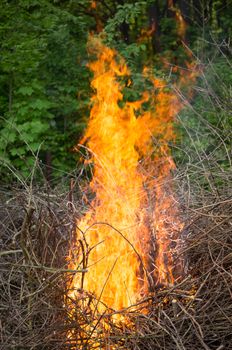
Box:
left=67, top=38, right=197, bottom=316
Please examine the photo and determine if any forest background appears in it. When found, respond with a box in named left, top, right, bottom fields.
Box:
left=0, top=0, right=231, bottom=186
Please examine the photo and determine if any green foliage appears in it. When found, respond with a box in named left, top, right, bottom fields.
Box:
left=0, top=0, right=91, bottom=182
left=0, top=0, right=231, bottom=185
left=104, top=1, right=146, bottom=41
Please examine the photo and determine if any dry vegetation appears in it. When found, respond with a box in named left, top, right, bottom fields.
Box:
left=0, top=160, right=231, bottom=350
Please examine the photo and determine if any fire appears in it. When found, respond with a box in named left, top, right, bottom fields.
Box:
left=66, top=37, right=196, bottom=315
left=90, top=0, right=97, bottom=9
left=68, top=41, right=151, bottom=312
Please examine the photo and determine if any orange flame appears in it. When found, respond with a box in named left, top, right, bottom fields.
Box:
left=67, top=39, right=196, bottom=314
left=90, top=0, right=97, bottom=9
left=169, top=2, right=187, bottom=41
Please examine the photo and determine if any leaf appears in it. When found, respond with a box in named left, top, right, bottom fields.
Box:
left=28, top=142, right=40, bottom=152
left=19, top=132, right=35, bottom=143
left=17, top=86, right=34, bottom=96
left=30, top=99, right=52, bottom=110
left=6, top=132, right=16, bottom=143
left=10, top=147, right=26, bottom=156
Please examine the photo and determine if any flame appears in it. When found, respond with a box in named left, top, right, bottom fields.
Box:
left=66, top=37, right=197, bottom=316
left=90, top=0, right=97, bottom=9
left=138, top=25, right=156, bottom=42
left=175, top=9, right=187, bottom=40
left=168, top=2, right=187, bottom=40
left=68, top=42, right=150, bottom=312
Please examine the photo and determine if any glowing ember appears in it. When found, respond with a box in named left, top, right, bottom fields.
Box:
left=66, top=37, right=195, bottom=314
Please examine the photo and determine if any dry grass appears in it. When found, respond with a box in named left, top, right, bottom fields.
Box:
left=0, top=171, right=231, bottom=350
left=0, top=186, right=73, bottom=349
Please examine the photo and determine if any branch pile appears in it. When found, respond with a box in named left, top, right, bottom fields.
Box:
left=0, top=180, right=231, bottom=349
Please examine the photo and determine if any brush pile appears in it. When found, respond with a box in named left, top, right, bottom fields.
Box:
left=0, top=168, right=231, bottom=350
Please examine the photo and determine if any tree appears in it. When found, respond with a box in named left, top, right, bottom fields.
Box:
left=0, top=0, right=231, bottom=184
left=0, top=0, right=91, bottom=182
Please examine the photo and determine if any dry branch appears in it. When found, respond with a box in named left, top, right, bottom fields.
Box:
left=0, top=176, right=231, bottom=349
